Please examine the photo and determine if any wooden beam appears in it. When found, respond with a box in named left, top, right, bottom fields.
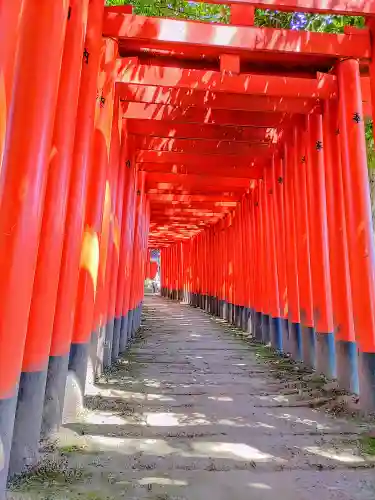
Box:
left=136, top=150, right=269, bottom=166
left=147, top=185, right=241, bottom=192
left=139, top=163, right=263, bottom=179
left=148, top=194, right=239, bottom=203
left=121, top=102, right=285, bottom=127
left=118, top=62, right=337, bottom=99
left=118, top=84, right=321, bottom=114
left=151, top=212, right=227, bottom=219
left=147, top=187, right=244, bottom=195
left=151, top=209, right=229, bottom=220
left=146, top=172, right=251, bottom=188
left=150, top=203, right=238, bottom=210
left=134, top=136, right=275, bottom=155
left=104, top=14, right=370, bottom=59
left=128, top=120, right=276, bottom=141
left=152, top=208, right=231, bottom=215
left=150, top=219, right=221, bottom=226
left=150, top=225, right=205, bottom=230
left=149, top=232, right=199, bottom=238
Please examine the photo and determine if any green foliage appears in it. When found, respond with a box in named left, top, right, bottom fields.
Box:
left=105, top=0, right=228, bottom=22
left=255, top=9, right=364, bottom=33
left=366, top=121, right=375, bottom=169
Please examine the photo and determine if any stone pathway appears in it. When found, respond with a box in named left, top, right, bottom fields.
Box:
left=9, top=295, right=375, bottom=499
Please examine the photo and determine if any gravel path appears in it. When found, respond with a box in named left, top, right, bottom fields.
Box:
left=9, top=295, right=375, bottom=499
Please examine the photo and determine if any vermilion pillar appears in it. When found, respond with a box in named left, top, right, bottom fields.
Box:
left=215, top=226, right=220, bottom=316
left=252, top=190, right=263, bottom=339
left=194, top=235, right=198, bottom=306
left=272, top=155, right=288, bottom=349
left=200, top=232, right=206, bottom=309
left=212, top=230, right=217, bottom=314
left=264, top=167, right=282, bottom=351
left=208, top=230, right=212, bottom=311
left=175, top=243, right=179, bottom=301
left=177, top=241, right=183, bottom=301
left=208, top=229, right=214, bottom=312
left=43, top=0, right=104, bottom=438
left=218, top=222, right=226, bottom=319
left=69, top=37, right=118, bottom=387
left=338, top=59, right=375, bottom=408
left=9, top=0, right=89, bottom=476
left=292, top=121, right=315, bottom=368
left=284, top=139, right=302, bottom=359
left=127, top=171, right=146, bottom=340
left=109, top=128, right=128, bottom=361
left=242, top=196, right=252, bottom=331
left=102, top=95, right=122, bottom=366
left=119, top=163, right=137, bottom=350
left=0, top=0, right=25, bottom=198
left=114, top=135, right=136, bottom=353
left=236, top=204, right=245, bottom=327
left=182, top=241, right=189, bottom=303
left=136, top=197, right=150, bottom=328
left=241, top=196, right=249, bottom=332
left=259, top=178, right=270, bottom=343
left=168, top=246, right=172, bottom=298
left=172, top=243, right=178, bottom=300
left=248, top=193, right=258, bottom=336
left=195, top=234, right=200, bottom=307
left=227, top=221, right=235, bottom=324
left=306, top=113, right=335, bottom=379
left=160, top=250, right=165, bottom=295
left=133, top=194, right=148, bottom=329
left=193, top=236, right=198, bottom=306
left=165, top=248, right=170, bottom=298
left=323, top=99, right=358, bottom=393
left=204, top=231, right=209, bottom=311
left=0, top=0, right=69, bottom=487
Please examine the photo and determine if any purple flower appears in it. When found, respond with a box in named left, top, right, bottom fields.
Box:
left=290, top=12, right=308, bottom=30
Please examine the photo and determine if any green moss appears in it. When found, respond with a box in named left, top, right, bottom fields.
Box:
left=9, top=458, right=90, bottom=492
left=59, top=444, right=87, bottom=454
left=360, top=436, right=375, bottom=456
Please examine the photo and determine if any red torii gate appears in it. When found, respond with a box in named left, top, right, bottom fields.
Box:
left=1, top=0, right=375, bottom=493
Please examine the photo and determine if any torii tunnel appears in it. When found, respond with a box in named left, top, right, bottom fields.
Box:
left=2, top=0, right=375, bottom=493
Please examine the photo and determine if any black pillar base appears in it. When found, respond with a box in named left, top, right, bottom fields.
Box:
left=261, top=314, right=270, bottom=344
left=359, top=352, right=375, bottom=410
left=336, top=340, right=359, bottom=394
left=289, top=322, right=302, bottom=362
left=0, top=393, right=17, bottom=488
left=126, top=309, right=134, bottom=342
left=41, top=354, right=69, bottom=439
left=119, top=312, right=129, bottom=353
left=254, top=311, right=263, bottom=341
left=301, top=325, right=316, bottom=369
left=270, top=316, right=283, bottom=351
left=221, top=300, right=228, bottom=320
left=316, top=332, right=336, bottom=379
left=112, top=316, right=122, bottom=361
left=10, top=370, right=48, bottom=476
